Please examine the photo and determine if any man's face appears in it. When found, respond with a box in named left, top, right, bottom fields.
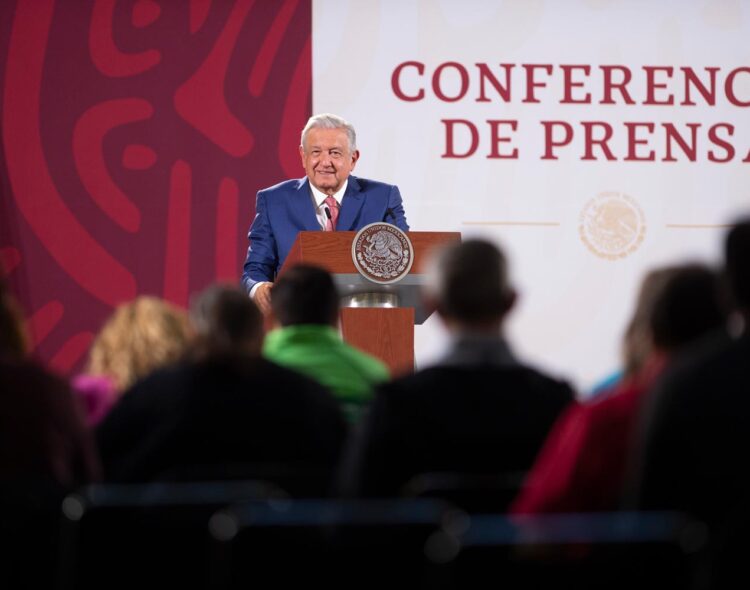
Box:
left=299, top=127, right=359, bottom=195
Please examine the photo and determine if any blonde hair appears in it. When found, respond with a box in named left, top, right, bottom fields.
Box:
left=87, top=296, right=193, bottom=392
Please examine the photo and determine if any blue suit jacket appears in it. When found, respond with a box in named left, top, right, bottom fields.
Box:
left=241, top=176, right=409, bottom=293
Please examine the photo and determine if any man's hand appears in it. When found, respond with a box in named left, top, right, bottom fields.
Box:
left=253, top=282, right=273, bottom=314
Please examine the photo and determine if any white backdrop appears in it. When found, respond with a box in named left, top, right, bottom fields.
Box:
left=313, top=0, right=750, bottom=393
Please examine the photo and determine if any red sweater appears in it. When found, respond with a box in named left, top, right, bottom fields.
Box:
left=511, top=357, right=666, bottom=514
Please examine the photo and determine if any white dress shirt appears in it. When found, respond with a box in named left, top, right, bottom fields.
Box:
left=310, top=179, right=348, bottom=229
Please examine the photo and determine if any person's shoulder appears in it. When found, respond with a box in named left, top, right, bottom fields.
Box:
left=580, top=377, right=645, bottom=431
left=256, top=357, right=340, bottom=397
left=259, top=177, right=306, bottom=195
left=0, top=359, right=72, bottom=403
left=1, top=358, right=65, bottom=387
left=133, top=361, right=190, bottom=391
left=514, top=364, right=575, bottom=398
left=259, top=358, right=346, bottom=423
left=435, top=361, right=573, bottom=401
left=374, top=364, right=569, bottom=406
left=351, top=176, right=397, bottom=193
left=252, top=356, right=310, bottom=382
left=106, top=362, right=189, bottom=413
left=186, top=354, right=308, bottom=391
left=338, top=340, right=389, bottom=378
left=375, top=366, right=462, bottom=400
left=654, top=329, right=744, bottom=407
left=660, top=331, right=734, bottom=387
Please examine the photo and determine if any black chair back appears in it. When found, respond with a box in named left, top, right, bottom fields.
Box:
left=425, top=511, right=708, bottom=589
left=402, top=471, right=527, bottom=513
left=57, top=480, right=285, bottom=590
left=209, top=498, right=460, bottom=589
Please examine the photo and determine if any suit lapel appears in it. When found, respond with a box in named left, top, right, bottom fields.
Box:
left=291, top=178, right=321, bottom=230
left=337, top=176, right=364, bottom=231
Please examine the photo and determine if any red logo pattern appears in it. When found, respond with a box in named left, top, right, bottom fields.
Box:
left=0, top=0, right=311, bottom=372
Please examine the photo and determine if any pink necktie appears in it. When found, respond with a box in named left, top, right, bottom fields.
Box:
left=324, top=196, right=339, bottom=231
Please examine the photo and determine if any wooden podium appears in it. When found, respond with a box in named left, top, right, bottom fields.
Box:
left=277, top=231, right=460, bottom=376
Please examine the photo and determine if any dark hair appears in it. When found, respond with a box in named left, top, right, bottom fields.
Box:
left=190, top=285, right=263, bottom=356
left=271, top=265, right=339, bottom=327
left=725, top=218, right=750, bottom=312
left=649, top=263, right=728, bottom=350
left=622, top=267, right=677, bottom=376
left=428, top=239, right=513, bottom=324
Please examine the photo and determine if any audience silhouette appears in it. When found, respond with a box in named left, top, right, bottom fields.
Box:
left=95, top=285, right=346, bottom=494
left=264, top=264, right=389, bottom=423
left=342, top=239, right=573, bottom=500
left=3, top=219, right=750, bottom=587
left=513, top=263, right=728, bottom=513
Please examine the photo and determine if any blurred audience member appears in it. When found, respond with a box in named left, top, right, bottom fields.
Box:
left=1, top=363, right=100, bottom=488
left=264, top=265, right=389, bottom=423
left=1, top=281, right=99, bottom=588
left=588, top=268, right=678, bottom=396
left=1, top=279, right=98, bottom=485
left=631, top=219, right=750, bottom=525
left=512, top=263, right=728, bottom=513
left=342, top=239, right=573, bottom=498
left=74, top=296, right=193, bottom=425
left=96, top=285, right=346, bottom=495
left=190, top=283, right=264, bottom=358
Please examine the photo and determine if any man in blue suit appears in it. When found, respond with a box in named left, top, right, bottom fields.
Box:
left=241, top=113, right=409, bottom=312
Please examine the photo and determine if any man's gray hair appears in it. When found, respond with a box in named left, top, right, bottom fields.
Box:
left=300, top=113, right=357, bottom=153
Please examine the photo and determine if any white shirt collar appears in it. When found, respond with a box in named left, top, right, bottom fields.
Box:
left=309, top=178, right=348, bottom=208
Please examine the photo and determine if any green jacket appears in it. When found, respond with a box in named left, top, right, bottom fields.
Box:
left=263, top=324, right=389, bottom=423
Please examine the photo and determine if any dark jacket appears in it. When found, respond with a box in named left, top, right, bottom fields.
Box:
left=97, top=355, right=347, bottom=492
left=345, top=356, right=573, bottom=497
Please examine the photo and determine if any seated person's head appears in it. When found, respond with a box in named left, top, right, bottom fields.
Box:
left=726, top=217, right=750, bottom=322
left=271, top=265, right=339, bottom=328
left=190, top=285, right=263, bottom=357
left=0, top=280, right=29, bottom=362
left=648, top=263, right=728, bottom=353
left=86, top=296, right=192, bottom=392
left=622, top=267, right=679, bottom=378
left=424, top=239, right=516, bottom=333
left=613, top=263, right=728, bottom=379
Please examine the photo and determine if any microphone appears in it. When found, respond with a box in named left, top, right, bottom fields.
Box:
left=324, top=206, right=334, bottom=230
